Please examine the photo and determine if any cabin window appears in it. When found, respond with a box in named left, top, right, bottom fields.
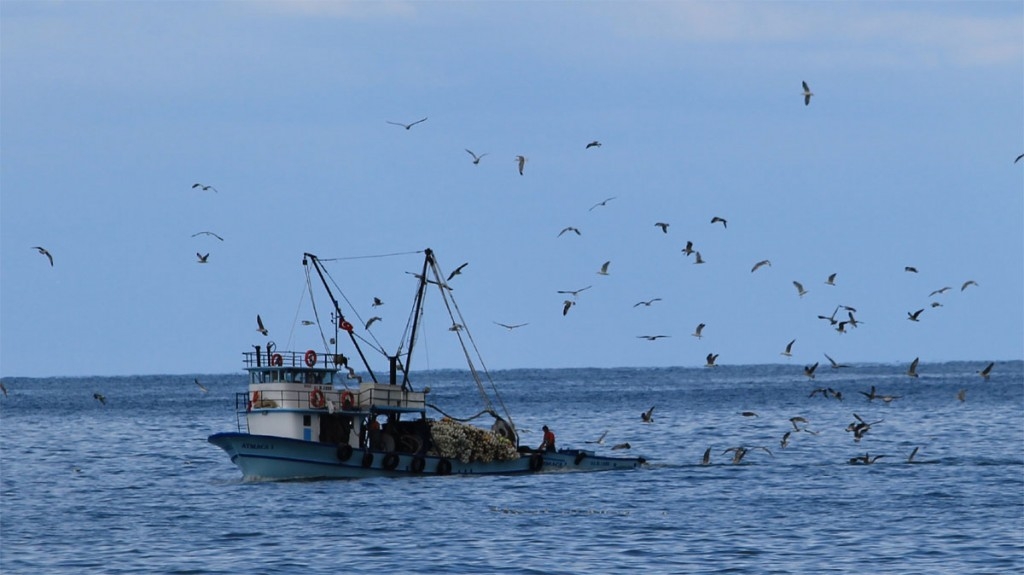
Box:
left=303, top=415, right=311, bottom=427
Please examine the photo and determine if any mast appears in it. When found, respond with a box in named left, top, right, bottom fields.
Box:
left=401, top=248, right=433, bottom=391
left=303, top=252, right=378, bottom=384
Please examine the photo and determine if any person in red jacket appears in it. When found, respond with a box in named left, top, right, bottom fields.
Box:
left=538, top=425, right=556, bottom=452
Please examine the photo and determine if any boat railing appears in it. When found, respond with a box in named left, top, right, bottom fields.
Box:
left=242, top=350, right=346, bottom=370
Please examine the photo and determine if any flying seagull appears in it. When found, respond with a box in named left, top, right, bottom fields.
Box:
left=562, top=300, right=575, bottom=316
left=906, top=357, right=920, bottom=378
left=191, top=183, right=218, bottom=192
left=386, top=117, right=427, bottom=130
left=751, top=259, right=771, bottom=273
left=494, top=321, right=529, bottom=330
left=597, top=261, right=610, bottom=275
left=196, top=252, right=209, bottom=264
left=978, top=362, right=994, bottom=379
left=637, top=335, right=670, bottom=341
left=710, top=216, right=727, bottom=228
left=804, top=362, right=819, bottom=379
left=802, top=81, right=814, bottom=106
left=793, top=281, right=808, bottom=297
left=961, top=280, right=978, bottom=291
left=654, top=222, right=669, bottom=233
left=31, top=246, right=53, bottom=266
left=585, top=430, right=609, bottom=444
left=905, top=266, right=918, bottom=273
left=1015, top=153, right=1023, bottom=163
left=194, top=378, right=209, bottom=393
left=781, top=339, right=795, bottom=357
left=907, top=309, right=924, bottom=322
left=515, top=155, right=527, bottom=175
left=633, top=298, right=662, bottom=307
left=681, top=241, right=695, bottom=256
left=372, top=297, right=384, bottom=307
left=929, top=286, right=952, bottom=297
left=558, top=226, right=581, bottom=237
left=191, top=231, right=224, bottom=241
left=465, top=149, right=488, bottom=164
left=641, top=406, right=655, bottom=422
left=365, top=316, right=382, bottom=330
left=585, top=140, right=602, bottom=149
left=705, top=353, right=719, bottom=367
left=693, top=251, right=706, bottom=264
left=256, top=314, right=268, bottom=336
left=557, top=285, right=592, bottom=299
left=824, top=353, right=849, bottom=369
left=447, top=262, right=468, bottom=282
left=588, top=196, right=616, bottom=211
left=692, top=323, right=705, bottom=339
left=93, top=392, right=107, bottom=405
left=825, top=273, right=837, bottom=286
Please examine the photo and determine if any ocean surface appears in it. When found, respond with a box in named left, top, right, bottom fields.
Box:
left=2, top=361, right=1022, bottom=574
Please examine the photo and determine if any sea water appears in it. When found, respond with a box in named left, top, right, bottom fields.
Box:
left=2, top=361, right=1022, bottom=574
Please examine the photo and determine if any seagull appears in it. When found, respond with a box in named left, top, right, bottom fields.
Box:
left=585, top=430, right=609, bottom=444
left=633, top=298, right=662, bottom=307
left=906, top=357, right=920, bottom=378
left=701, top=447, right=712, bottom=465
left=978, top=362, right=994, bottom=379
left=849, top=453, right=886, bottom=465
left=191, top=231, right=224, bottom=241
left=365, top=316, right=382, bottom=329
left=780, top=431, right=792, bottom=448
left=93, top=392, right=107, bottom=405
left=802, top=81, right=813, bottom=106
left=191, top=183, right=218, bottom=192
left=465, top=149, right=488, bottom=164
left=372, top=297, right=384, bottom=307
left=905, top=266, right=918, bottom=273
left=256, top=314, right=268, bottom=336
left=447, top=262, right=468, bottom=282
left=693, top=251, right=706, bottom=264
left=494, top=321, right=529, bottom=330
left=751, top=259, right=771, bottom=273
left=907, top=309, right=924, bottom=322
left=641, top=406, right=655, bottom=422
left=196, top=252, right=209, bottom=264
left=194, top=378, right=209, bottom=393
left=859, top=386, right=878, bottom=401
left=908, top=447, right=920, bottom=463
left=929, top=287, right=952, bottom=297
left=681, top=241, right=695, bottom=256
left=824, top=353, right=849, bottom=369
left=557, top=286, right=592, bottom=299
left=31, top=246, right=53, bottom=266
left=386, top=117, right=427, bottom=130
left=740, top=411, right=758, bottom=417
left=780, top=339, right=795, bottom=357
left=825, top=273, right=837, bottom=286
left=301, top=320, right=315, bottom=326
left=515, top=155, right=527, bottom=175
left=961, top=280, right=978, bottom=291
left=692, top=323, right=705, bottom=339
left=558, top=226, right=581, bottom=237
left=1016, top=153, right=1024, bottom=163
left=637, top=335, right=670, bottom=341
left=723, top=446, right=773, bottom=464
left=589, top=196, right=616, bottom=211
left=710, top=216, right=727, bottom=228
left=705, top=353, right=719, bottom=367
left=562, top=300, right=575, bottom=316
left=789, top=416, right=809, bottom=431
left=654, top=222, right=669, bottom=233
left=792, top=281, right=808, bottom=297
left=804, top=362, right=819, bottom=379
left=597, top=261, right=611, bottom=275
left=585, top=140, right=602, bottom=149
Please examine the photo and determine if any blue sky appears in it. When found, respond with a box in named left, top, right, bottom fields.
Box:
left=2, top=1, right=1022, bottom=378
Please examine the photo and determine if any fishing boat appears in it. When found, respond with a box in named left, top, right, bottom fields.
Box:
left=208, top=249, right=646, bottom=480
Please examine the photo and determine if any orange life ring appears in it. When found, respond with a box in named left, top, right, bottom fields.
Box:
left=304, top=349, right=318, bottom=367
left=248, top=391, right=261, bottom=411
left=309, top=389, right=326, bottom=409
left=270, top=353, right=283, bottom=366
left=340, top=390, right=356, bottom=410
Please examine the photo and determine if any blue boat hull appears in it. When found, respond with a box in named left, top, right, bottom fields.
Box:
left=208, top=432, right=645, bottom=481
